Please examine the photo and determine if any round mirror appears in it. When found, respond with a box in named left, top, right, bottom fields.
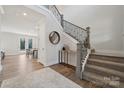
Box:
left=49, top=31, right=60, bottom=45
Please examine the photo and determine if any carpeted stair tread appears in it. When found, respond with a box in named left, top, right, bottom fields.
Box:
left=89, top=54, right=124, bottom=63
left=83, top=71, right=124, bottom=87
left=88, top=58, right=124, bottom=67
left=86, top=64, right=124, bottom=78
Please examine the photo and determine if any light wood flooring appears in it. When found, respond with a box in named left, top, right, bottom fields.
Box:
left=0, top=54, right=44, bottom=81
left=50, top=63, right=99, bottom=88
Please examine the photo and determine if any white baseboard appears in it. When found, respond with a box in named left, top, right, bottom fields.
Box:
left=94, top=49, right=124, bottom=57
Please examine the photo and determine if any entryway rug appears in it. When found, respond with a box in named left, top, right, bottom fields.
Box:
left=1, top=67, right=81, bottom=88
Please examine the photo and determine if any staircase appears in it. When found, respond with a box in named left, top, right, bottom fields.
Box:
left=43, top=5, right=124, bottom=88
left=82, top=54, right=124, bottom=87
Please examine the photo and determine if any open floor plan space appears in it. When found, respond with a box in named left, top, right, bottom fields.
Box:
left=0, top=5, right=124, bottom=88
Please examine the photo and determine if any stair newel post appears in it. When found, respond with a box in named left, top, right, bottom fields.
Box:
left=76, top=43, right=82, bottom=79
left=86, top=27, right=91, bottom=49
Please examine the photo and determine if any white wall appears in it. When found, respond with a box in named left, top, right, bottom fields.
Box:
left=59, top=5, right=124, bottom=53
left=38, top=18, right=47, bottom=65
left=61, top=32, right=79, bottom=66
left=0, top=12, right=2, bottom=49
left=0, top=9, right=2, bottom=50
left=1, top=32, right=38, bottom=55
left=122, top=6, right=124, bottom=51
left=0, top=11, right=2, bottom=71
left=45, top=13, right=62, bottom=66
left=62, top=32, right=79, bottom=52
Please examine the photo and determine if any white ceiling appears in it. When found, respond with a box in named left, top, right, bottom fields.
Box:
left=1, top=5, right=44, bottom=36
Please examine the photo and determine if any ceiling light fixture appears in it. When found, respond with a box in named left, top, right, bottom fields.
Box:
left=23, top=12, right=27, bottom=16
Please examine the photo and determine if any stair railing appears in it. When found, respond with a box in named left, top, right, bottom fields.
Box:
left=44, top=5, right=63, bottom=27
left=63, top=20, right=87, bottom=43
left=63, top=20, right=90, bottom=78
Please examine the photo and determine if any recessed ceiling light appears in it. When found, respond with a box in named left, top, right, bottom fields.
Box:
left=23, top=13, right=27, bottom=16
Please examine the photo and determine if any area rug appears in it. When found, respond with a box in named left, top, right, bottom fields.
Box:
left=1, top=67, right=81, bottom=88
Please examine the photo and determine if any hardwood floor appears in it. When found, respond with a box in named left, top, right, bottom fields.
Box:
left=0, top=54, right=98, bottom=88
left=0, top=54, right=44, bottom=81
left=50, top=63, right=99, bottom=88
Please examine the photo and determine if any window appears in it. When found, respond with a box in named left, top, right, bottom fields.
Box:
left=28, top=39, right=32, bottom=49
left=20, top=38, right=25, bottom=50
